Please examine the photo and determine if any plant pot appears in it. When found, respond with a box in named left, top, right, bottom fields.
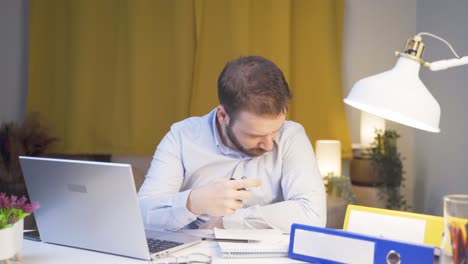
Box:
left=350, top=157, right=384, bottom=186
left=0, top=219, right=23, bottom=262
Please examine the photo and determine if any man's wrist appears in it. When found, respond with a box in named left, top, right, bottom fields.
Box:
left=186, top=188, right=201, bottom=215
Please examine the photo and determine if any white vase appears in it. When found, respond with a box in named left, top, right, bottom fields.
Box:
left=0, top=219, right=23, bottom=262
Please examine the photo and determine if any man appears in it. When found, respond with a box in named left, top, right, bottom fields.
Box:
left=138, top=56, right=326, bottom=232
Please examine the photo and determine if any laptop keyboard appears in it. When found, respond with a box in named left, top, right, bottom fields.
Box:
left=147, top=238, right=183, bottom=253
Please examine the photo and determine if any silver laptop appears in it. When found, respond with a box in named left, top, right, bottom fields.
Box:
left=19, top=156, right=201, bottom=260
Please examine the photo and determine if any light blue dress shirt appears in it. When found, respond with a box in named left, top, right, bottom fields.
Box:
left=138, top=108, right=326, bottom=233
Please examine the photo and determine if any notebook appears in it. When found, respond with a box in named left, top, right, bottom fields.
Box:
left=214, top=228, right=289, bottom=258
left=19, top=156, right=201, bottom=260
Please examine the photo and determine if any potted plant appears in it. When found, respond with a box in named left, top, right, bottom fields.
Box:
left=370, top=129, right=410, bottom=210
left=325, top=175, right=358, bottom=205
left=0, top=113, right=58, bottom=197
left=0, top=113, right=57, bottom=231
left=0, top=192, right=39, bottom=263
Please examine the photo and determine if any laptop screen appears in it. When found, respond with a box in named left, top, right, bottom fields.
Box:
left=19, top=156, right=152, bottom=260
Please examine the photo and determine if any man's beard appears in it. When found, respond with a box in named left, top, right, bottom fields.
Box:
left=226, top=122, right=267, bottom=157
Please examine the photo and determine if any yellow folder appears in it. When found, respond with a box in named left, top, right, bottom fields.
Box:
left=343, top=205, right=444, bottom=248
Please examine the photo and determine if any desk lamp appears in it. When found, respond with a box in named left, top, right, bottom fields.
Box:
left=344, top=32, right=468, bottom=133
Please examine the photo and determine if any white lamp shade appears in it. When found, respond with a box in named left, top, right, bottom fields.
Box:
left=315, top=140, right=341, bottom=177
left=344, top=57, right=441, bottom=133
left=360, top=111, right=385, bottom=149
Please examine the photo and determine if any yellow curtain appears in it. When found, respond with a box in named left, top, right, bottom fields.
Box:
left=28, top=0, right=351, bottom=158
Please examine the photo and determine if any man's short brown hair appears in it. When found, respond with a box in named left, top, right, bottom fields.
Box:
left=217, top=56, right=292, bottom=118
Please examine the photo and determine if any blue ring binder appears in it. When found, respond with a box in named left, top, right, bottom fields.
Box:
left=288, top=223, right=435, bottom=264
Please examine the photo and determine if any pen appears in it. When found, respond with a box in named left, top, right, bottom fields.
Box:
left=201, top=237, right=261, bottom=243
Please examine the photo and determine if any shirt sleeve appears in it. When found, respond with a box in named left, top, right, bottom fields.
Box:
left=223, top=125, right=327, bottom=233
left=138, top=128, right=199, bottom=231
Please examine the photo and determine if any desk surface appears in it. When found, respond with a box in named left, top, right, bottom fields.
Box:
left=17, top=230, right=306, bottom=264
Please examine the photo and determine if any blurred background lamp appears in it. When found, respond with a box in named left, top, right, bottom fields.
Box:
left=360, top=111, right=386, bottom=149
left=315, top=140, right=341, bottom=177
left=344, top=32, right=468, bottom=133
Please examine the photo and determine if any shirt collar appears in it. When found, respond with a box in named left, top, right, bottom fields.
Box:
left=210, top=108, right=250, bottom=159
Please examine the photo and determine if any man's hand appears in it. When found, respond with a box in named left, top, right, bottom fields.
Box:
left=186, top=178, right=261, bottom=216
